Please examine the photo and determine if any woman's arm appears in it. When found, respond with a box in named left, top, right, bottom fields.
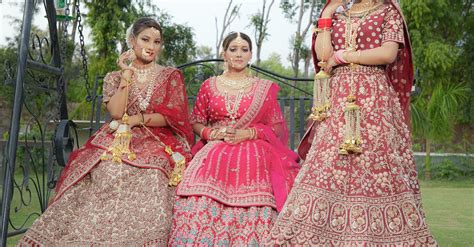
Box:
left=106, top=70, right=132, bottom=119
left=344, top=41, right=399, bottom=65
left=324, top=41, right=400, bottom=74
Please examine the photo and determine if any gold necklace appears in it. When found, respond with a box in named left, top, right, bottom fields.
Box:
left=218, top=75, right=253, bottom=90
left=224, top=90, right=244, bottom=125
left=133, top=64, right=157, bottom=84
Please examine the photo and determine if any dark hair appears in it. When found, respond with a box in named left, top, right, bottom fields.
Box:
left=132, top=17, right=162, bottom=39
left=222, top=32, right=253, bottom=52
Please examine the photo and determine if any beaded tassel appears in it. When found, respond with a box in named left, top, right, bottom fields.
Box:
left=339, top=94, right=362, bottom=154
left=167, top=146, right=186, bottom=186
left=101, top=113, right=136, bottom=162
left=309, top=63, right=331, bottom=121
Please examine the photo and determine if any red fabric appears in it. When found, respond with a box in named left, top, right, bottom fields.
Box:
left=311, top=0, right=413, bottom=122
left=178, top=78, right=300, bottom=212
left=53, top=68, right=193, bottom=203
left=299, top=0, right=414, bottom=159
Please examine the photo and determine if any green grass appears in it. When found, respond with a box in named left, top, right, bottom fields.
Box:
left=420, top=179, right=474, bottom=247
left=4, top=179, right=474, bottom=246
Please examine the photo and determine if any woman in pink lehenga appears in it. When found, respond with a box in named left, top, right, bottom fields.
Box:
left=18, top=17, right=193, bottom=246
left=265, top=0, right=437, bottom=246
left=169, top=32, right=300, bottom=246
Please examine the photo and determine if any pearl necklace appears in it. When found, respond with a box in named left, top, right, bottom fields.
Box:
left=135, top=83, right=154, bottom=111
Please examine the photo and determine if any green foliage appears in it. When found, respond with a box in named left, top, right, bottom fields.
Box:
left=158, top=12, right=196, bottom=66
left=432, top=159, right=463, bottom=180
left=402, top=0, right=472, bottom=144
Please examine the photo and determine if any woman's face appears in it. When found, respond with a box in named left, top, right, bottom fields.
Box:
left=131, top=27, right=162, bottom=63
left=223, top=36, right=252, bottom=72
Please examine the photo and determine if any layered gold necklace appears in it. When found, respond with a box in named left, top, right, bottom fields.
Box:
left=217, top=75, right=253, bottom=125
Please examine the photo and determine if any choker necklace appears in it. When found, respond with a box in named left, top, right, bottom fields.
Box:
left=218, top=75, right=253, bottom=90
left=133, top=64, right=157, bottom=84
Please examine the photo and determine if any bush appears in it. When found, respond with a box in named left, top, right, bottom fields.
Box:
left=433, top=159, right=463, bottom=180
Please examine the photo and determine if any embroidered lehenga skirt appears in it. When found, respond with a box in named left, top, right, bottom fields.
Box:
left=18, top=161, right=175, bottom=247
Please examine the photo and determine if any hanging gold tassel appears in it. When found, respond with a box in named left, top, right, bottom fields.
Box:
left=166, top=146, right=186, bottom=186
left=339, top=94, right=362, bottom=155
left=309, top=62, right=331, bottom=121
left=101, top=113, right=136, bottom=163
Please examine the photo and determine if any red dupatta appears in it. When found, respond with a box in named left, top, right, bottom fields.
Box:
left=52, top=67, right=193, bottom=203
left=298, top=0, right=414, bottom=159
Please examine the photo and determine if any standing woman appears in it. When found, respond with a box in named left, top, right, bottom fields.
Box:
left=169, top=32, right=300, bottom=246
left=18, top=17, right=193, bottom=246
left=266, top=0, right=437, bottom=245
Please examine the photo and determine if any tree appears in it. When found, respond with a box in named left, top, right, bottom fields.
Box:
left=85, top=0, right=196, bottom=76
left=402, top=0, right=472, bottom=179
left=248, top=0, right=276, bottom=66
left=215, top=0, right=241, bottom=58
left=195, top=45, right=214, bottom=60
left=280, top=0, right=321, bottom=78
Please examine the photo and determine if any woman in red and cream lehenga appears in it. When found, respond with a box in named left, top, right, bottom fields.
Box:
left=169, top=32, right=300, bottom=246
left=18, top=17, right=193, bottom=246
left=265, top=0, right=437, bottom=246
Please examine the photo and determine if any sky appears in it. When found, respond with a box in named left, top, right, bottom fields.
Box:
left=0, top=0, right=316, bottom=67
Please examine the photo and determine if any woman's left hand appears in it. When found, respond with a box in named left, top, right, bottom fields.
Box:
left=323, top=55, right=338, bottom=74
left=224, top=129, right=252, bottom=144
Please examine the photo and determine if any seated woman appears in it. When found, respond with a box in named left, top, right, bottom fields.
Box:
left=18, top=17, right=193, bottom=246
left=169, top=32, right=300, bottom=246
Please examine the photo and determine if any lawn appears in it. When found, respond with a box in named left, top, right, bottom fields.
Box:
left=420, top=179, right=474, bottom=246
left=4, top=179, right=474, bottom=246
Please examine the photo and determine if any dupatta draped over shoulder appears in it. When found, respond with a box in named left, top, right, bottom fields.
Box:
left=53, top=67, right=194, bottom=203
left=177, top=77, right=300, bottom=211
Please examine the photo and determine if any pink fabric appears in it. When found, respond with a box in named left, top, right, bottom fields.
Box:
left=53, top=67, right=193, bottom=203
left=178, top=77, right=300, bottom=211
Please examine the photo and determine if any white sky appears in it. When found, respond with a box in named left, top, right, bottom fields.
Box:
left=0, top=0, right=316, bottom=67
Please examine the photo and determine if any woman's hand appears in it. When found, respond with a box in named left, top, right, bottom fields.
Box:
left=223, top=128, right=253, bottom=144
left=117, top=49, right=137, bottom=77
left=322, top=54, right=338, bottom=74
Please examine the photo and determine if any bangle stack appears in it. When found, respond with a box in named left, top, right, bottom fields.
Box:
left=315, top=18, right=332, bottom=33
left=200, top=127, right=212, bottom=140
left=249, top=128, right=257, bottom=140
left=334, top=49, right=349, bottom=65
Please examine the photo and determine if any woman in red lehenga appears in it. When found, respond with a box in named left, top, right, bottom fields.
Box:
left=265, top=0, right=437, bottom=246
left=169, top=32, right=300, bottom=246
left=18, top=17, right=193, bottom=246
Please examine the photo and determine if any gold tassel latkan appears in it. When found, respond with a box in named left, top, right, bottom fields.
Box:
left=339, top=94, right=362, bottom=155
left=166, top=146, right=186, bottom=186
left=100, top=113, right=136, bottom=163
left=309, top=63, right=331, bottom=122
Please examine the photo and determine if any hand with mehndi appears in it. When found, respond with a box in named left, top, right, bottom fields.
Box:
left=117, top=49, right=137, bottom=78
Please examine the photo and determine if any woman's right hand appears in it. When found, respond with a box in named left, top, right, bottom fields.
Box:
left=117, top=49, right=137, bottom=75
left=321, top=0, right=345, bottom=18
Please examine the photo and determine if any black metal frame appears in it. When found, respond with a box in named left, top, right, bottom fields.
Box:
left=90, top=59, right=314, bottom=149
left=0, top=0, right=71, bottom=245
